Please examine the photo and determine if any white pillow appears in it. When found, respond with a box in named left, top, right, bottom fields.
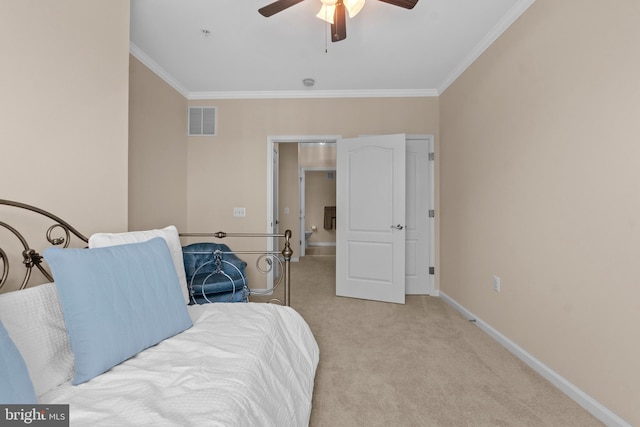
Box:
left=0, top=283, right=74, bottom=398
left=88, top=226, right=189, bottom=305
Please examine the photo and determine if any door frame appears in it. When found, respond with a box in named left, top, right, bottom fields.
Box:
left=406, top=134, right=436, bottom=295
left=358, top=133, right=436, bottom=295
left=266, top=135, right=341, bottom=288
left=265, top=134, right=435, bottom=296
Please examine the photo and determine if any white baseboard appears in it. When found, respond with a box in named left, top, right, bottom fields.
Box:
left=439, top=291, right=631, bottom=427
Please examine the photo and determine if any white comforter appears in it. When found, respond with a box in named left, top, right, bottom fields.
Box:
left=40, top=303, right=319, bottom=427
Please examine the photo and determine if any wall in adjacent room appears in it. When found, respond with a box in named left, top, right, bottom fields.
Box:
left=300, top=143, right=338, bottom=246
left=305, top=170, right=337, bottom=246
left=439, top=0, right=640, bottom=424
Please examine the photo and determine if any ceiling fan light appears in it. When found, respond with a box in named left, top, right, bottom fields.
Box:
left=344, top=0, right=365, bottom=17
left=317, top=0, right=337, bottom=23
left=316, top=4, right=336, bottom=24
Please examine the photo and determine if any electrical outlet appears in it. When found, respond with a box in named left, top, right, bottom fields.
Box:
left=493, top=275, right=501, bottom=292
left=233, top=207, right=246, bottom=217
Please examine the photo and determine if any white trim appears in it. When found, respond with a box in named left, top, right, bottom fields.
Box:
left=437, top=0, right=537, bottom=94
left=267, top=135, right=342, bottom=143
left=126, top=45, right=438, bottom=99
left=188, top=89, right=438, bottom=100
left=129, top=42, right=189, bottom=98
left=405, top=134, right=436, bottom=295
left=266, top=141, right=275, bottom=288
left=439, top=291, right=631, bottom=427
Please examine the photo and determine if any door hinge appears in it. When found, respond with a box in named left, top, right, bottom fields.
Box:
left=429, top=267, right=435, bottom=275
left=428, top=152, right=435, bottom=161
left=429, top=209, right=435, bottom=218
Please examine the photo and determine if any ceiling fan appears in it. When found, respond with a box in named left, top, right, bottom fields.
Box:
left=258, top=0, right=419, bottom=42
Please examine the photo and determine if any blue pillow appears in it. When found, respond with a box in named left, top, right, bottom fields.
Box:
left=43, top=237, right=193, bottom=385
left=0, top=320, right=37, bottom=403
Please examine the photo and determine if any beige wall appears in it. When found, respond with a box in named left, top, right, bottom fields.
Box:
left=128, top=56, right=188, bottom=231
left=185, top=97, right=438, bottom=286
left=0, top=0, right=130, bottom=291
left=440, top=0, right=640, bottom=424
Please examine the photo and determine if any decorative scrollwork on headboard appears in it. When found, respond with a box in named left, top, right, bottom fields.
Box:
left=180, top=230, right=293, bottom=306
left=0, top=199, right=88, bottom=291
left=1, top=200, right=295, bottom=307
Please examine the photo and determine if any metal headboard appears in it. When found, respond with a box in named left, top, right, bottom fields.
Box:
left=180, top=231, right=293, bottom=306
left=0, top=199, right=293, bottom=306
left=0, top=199, right=89, bottom=290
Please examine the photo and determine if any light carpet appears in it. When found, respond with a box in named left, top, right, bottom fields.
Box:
left=282, top=255, right=603, bottom=427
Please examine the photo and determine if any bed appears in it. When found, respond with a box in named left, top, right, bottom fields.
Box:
left=0, top=199, right=319, bottom=426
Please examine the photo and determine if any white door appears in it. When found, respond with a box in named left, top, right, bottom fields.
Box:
left=405, top=136, right=434, bottom=294
left=336, top=134, right=406, bottom=304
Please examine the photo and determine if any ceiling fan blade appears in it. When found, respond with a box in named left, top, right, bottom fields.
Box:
left=258, top=0, right=306, bottom=17
left=377, top=0, right=418, bottom=9
left=331, top=1, right=347, bottom=42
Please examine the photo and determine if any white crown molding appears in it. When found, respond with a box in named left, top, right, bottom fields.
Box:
left=439, top=291, right=632, bottom=427
left=187, top=88, right=438, bottom=100
left=130, top=41, right=437, bottom=100
left=129, top=42, right=189, bottom=98
left=437, top=0, right=537, bottom=94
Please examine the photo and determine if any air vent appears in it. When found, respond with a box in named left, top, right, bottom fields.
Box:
left=188, top=107, right=216, bottom=136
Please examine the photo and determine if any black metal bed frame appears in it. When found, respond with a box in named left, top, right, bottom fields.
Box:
left=0, top=199, right=292, bottom=306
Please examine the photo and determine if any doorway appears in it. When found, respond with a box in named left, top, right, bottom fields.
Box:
left=266, top=134, right=434, bottom=297
left=266, top=136, right=341, bottom=264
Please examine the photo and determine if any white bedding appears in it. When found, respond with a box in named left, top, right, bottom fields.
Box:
left=40, top=303, right=319, bottom=427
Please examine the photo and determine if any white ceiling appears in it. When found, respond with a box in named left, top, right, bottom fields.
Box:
left=129, top=0, right=535, bottom=99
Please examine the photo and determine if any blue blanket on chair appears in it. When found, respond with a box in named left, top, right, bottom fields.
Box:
left=182, top=243, right=248, bottom=304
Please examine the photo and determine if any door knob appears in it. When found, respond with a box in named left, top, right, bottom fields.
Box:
left=391, top=224, right=404, bottom=230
